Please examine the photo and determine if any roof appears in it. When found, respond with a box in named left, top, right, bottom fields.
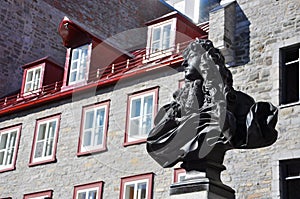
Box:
left=0, top=40, right=194, bottom=117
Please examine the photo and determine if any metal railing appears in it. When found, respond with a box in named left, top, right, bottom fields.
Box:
left=0, top=40, right=192, bottom=109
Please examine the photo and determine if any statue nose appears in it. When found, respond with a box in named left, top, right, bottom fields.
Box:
left=182, top=60, right=188, bottom=68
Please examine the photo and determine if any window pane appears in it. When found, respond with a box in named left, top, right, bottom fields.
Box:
left=88, top=190, right=97, bottom=199
left=72, top=61, right=78, bottom=70
left=287, top=179, right=300, bottom=198
left=125, top=184, right=135, bottom=199
left=83, top=131, right=92, bottom=147
left=151, top=42, right=160, bottom=53
left=130, top=118, right=140, bottom=137
left=131, top=99, right=141, bottom=118
left=143, top=115, right=152, bottom=136
left=85, top=111, right=94, bottom=129
left=0, top=133, right=8, bottom=150
left=152, top=28, right=161, bottom=41
left=27, top=71, right=33, bottom=81
left=96, top=109, right=105, bottom=126
left=95, top=127, right=103, bottom=145
left=37, top=124, right=46, bottom=140
left=144, top=96, right=153, bottom=114
left=78, top=192, right=86, bottom=199
left=284, top=62, right=299, bottom=103
left=72, top=50, right=79, bottom=60
left=34, top=141, right=44, bottom=158
left=162, top=24, right=171, bottom=50
left=137, top=182, right=147, bottom=199
left=0, top=151, right=4, bottom=165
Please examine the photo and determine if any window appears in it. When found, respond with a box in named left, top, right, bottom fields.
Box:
left=24, top=190, right=53, bottom=199
left=120, top=173, right=153, bottom=199
left=24, top=66, right=42, bottom=93
left=78, top=101, right=110, bottom=155
left=280, top=159, right=300, bottom=199
left=280, top=44, right=300, bottom=104
left=125, top=87, right=159, bottom=146
left=69, top=44, right=90, bottom=85
left=73, top=181, right=103, bottom=199
left=0, top=124, right=21, bottom=172
left=151, top=23, right=172, bottom=53
left=173, top=168, right=186, bottom=183
left=29, top=114, right=60, bottom=166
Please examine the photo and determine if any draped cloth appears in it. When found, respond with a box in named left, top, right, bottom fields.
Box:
left=146, top=88, right=278, bottom=168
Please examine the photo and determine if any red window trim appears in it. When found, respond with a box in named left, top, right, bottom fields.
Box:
left=62, top=43, right=92, bottom=89
left=21, top=63, right=45, bottom=97
left=29, top=113, right=61, bottom=167
left=124, top=87, right=159, bottom=147
left=178, top=79, right=185, bottom=88
left=0, top=124, right=22, bottom=173
left=23, top=190, right=53, bottom=199
left=77, top=100, right=110, bottom=156
left=73, top=181, right=104, bottom=199
left=119, top=173, right=154, bottom=199
left=173, top=168, right=185, bottom=183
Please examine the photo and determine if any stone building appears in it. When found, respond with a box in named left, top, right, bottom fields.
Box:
left=0, top=0, right=300, bottom=198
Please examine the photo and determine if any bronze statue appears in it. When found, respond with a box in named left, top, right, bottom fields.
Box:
left=146, top=39, right=278, bottom=182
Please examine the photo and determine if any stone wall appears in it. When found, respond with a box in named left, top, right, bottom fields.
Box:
left=0, top=66, right=184, bottom=199
left=0, top=0, right=170, bottom=98
left=218, top=0, right=300, bottom=198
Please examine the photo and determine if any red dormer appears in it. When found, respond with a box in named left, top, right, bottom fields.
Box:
left=21, top=57, right=64, bottom=96
left=144, top=11, right=207, bottom=61
left=58, top=17, right=132, bottom=89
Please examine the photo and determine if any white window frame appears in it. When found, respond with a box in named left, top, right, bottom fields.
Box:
left=125, top=88, right=158, bottom=145
left=73, top=181, right=103, bottom=199
left=145, top=18, right=176, bottom=61
left=76, top=187, right=99, bottom=199
left=79, top=101, right=109, bottom=154
left=30, top=115, right=60, bottom=165
left=120, top=173, right=153, bottom=199
left=24, top=190, right=53, bottom=199
left=68, top=44, right=91, bottom=85
left=0, top=125, right=21, bottom=172
left=24, top=65, right=43, bottom=94
left=123, top=179, right=149, bottom=199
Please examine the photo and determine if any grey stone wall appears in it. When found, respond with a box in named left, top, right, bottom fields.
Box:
left=217, top=0, right=300, bottom=198
left=0, top=66, right=184, bottom=198
left=0, top=0, right=170, bottom=98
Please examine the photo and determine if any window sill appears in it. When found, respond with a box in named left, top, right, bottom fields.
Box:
left=0, top=166, right=16, bottom=173
left=28, top=158, right=57, bottom=167
left=123, top=139, right=147, bottom=147
left=279, top=101, right=300, bottom=109
left=77, top=147, right=107, bottom=156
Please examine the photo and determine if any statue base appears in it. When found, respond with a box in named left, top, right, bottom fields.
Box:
left=169, top=177, right=235, bottom=199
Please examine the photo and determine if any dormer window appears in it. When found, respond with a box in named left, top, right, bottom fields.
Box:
left=145, top=12, right=207, bottom=62
left=24, top=66, right=42, bottom=93
left=151, top=23, right=172, bottom=53
left=69, top=44, right=90, bottom=85
left=21, top=57, right=64, bottom=96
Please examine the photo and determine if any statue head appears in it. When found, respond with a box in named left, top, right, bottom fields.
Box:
left=182, top=39, right=233, bottom=94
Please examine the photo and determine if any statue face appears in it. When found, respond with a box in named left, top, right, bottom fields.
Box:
left=182, top=51, right=203, bottom=81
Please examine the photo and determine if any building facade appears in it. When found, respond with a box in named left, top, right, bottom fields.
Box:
left=0, top=0, right=300, bottom=198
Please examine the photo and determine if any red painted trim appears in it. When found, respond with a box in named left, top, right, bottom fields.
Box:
left=178, top=79, right=185, bottom=88
left=119, top=173, right=154, bottom=199
left=73, top=181, right=103, bottom=199
left=29, top=114, right=61, bottom=166
left=0, top=124, right=22, bottom=173
left=21, top=63, right=45, bottom=96
left=123, top=87, right=159, bottom=146
left=0, top=57, right=183, bottom=117
left=173, top=168, right=185, bottom=183
left=62, top=48, right=71, bottom=88
left=77, top=100, right=110, bottom=156
left=23, top=190, right=53, bottom=199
